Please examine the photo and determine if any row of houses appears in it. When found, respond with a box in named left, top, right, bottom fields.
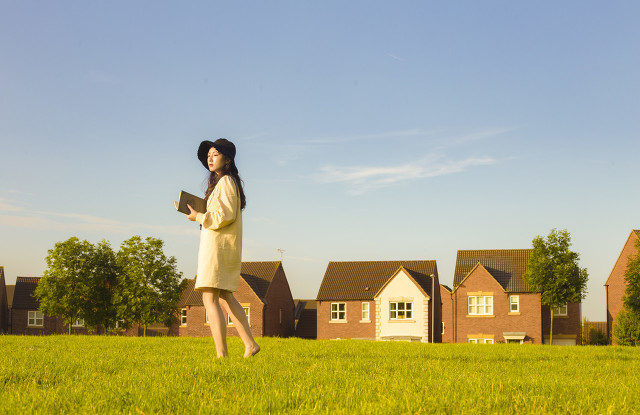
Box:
left=1, top=230, right=638, bottom=344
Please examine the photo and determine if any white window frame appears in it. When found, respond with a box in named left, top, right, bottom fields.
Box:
left=28, top=310, right=44, bottom=327
left=468, top=296, right=493, bottom=315
left=72, top=318, right=85, bottom=327
left=180, top=309, right=187, bottom=326
left=361, top=302, right=370, bottom=321
left=469, top=338, right=494, bottom=344
left=510, top=295, right=519, bottom=313
left=331, top=303, right=346, bottom=321
left=553, top=304, right=568, bottom=316
left=227, top=306, right=250, bottom=326
left=390, top=301, right=413, bottom=320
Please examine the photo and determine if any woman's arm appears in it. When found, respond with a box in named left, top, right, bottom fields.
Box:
left=186, top=176, right=239, bottom=230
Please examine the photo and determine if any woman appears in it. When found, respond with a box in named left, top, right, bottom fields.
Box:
left=185, top=138, right=260, bottom=358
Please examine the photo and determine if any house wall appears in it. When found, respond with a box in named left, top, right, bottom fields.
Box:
left=606, top=232, right=639, bottom=343
left=176, top=281, right=266, bottom=339
left=263, top=266, right=295, bottom=337
left=454, top=266, right=544, bottom=344
left=541, top=302, right=582, bottom=344
left=316, top=300, right=376, bottom=340
left=440, top=286, right=453, bottom=343
left=377, top=270, right=429, bottom=342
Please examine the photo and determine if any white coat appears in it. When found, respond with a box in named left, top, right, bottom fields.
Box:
left=194, top=175, right=242, bottom=292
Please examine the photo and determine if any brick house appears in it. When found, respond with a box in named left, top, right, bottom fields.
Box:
left=605, top=229, right=640, bottom=343
left=173, top=261, right=295, bottom=338
left=316, top=260, right=442, bottom=342
left=452, top=250, right=581, bottom=345
left=0, top=267, right=8, bottom=333
left=11, top=276, right=93, bottom=335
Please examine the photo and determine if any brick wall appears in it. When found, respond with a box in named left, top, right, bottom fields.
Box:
left=263, top=266, right=295, bottom=337
left=317, top=300, right=376, bottom=340
left=541, top=302, right=582, bottom=344
left=453, top=266, right=543, bottom=344
left=440, top=286, right=453, bottom=343
left=606, top=232, right=639, bottom=343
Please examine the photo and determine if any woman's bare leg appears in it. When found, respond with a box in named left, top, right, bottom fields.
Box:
left=202, top=289, right=228, bottom=358
left=219, top=291, right=261, bottom=357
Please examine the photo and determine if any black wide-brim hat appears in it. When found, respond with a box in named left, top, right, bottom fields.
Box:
left=197, top=138, right=236, bottom=169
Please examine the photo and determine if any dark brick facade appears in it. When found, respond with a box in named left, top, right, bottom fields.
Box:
left=173, top=262, right=295, bottom=338
left=317, top=300, right=376, bottom=340
left=605, top=230, right=639, bottom=344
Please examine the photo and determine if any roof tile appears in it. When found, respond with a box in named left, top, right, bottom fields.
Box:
left=453, top=250, right=532, bottom=293
left=316, top=260, right=438, bottom=301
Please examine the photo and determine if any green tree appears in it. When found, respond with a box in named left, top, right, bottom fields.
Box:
left=623, top=239, right=640, bottom=314
left=522, top=229, right=589, bottom=345
left=82, top=240, right=119, bottom=332
left=35, top=237, right=93, bottom=334
left=114, top=236, right=186, bottom=336
left=613, top=238, right=640, bottom=346
left=613, top=307, right=640, bottom=346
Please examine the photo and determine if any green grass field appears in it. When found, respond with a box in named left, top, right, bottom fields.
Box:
left=1, top=336, right=638, bottom=414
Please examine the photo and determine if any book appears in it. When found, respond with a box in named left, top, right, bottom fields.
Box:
left=174, top=191, right=206, bottom=215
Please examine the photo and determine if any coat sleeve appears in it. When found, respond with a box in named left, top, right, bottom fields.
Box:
left=195, top=176, right=239, bottom=230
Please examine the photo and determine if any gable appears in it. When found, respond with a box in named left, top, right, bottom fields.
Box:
left=316, top=260, right=438, bottom=301
left=457, top=263, right=506, bottom=293
left=375, top=268, right=432, bottom=300
left=605, top=230, right=640, bottom=286
left=453, top=250, right=532, bottom=293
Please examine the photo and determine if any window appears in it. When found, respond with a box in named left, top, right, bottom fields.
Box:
left=390, top=302, right=413, bottom=320
left=72, top=318, right=85, bottom=327
left=441, top=322, right=445, bottom=335
left=361, top=302, right=370, bottom=321
left=227, top=306, right=250, bottom=325
left=469, top=338, right=494, bottom=344
left=28, top=311, right=44, bottom=327
left=468, top=296, right=493, bottom=315
left=180, top=309, right=187, bottom=326
left=115, top=319, right=125, bottom=330
left=553, top=304, right=568, bottom=316
left=331, top=303, right=346, bottom=321
left=510, top=296, right=519, bottom=313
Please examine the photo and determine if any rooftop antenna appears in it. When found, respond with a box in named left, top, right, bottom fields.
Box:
left=276, top=248, right=286, bottom=261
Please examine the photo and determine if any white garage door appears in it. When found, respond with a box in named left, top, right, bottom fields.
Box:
left=543, top=338, right=576, bottom=346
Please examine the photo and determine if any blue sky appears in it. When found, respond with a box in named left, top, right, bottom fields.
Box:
left=1, top=1, right=638, bottom=321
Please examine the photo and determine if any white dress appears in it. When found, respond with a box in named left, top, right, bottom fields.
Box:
left=194, top=175, right=242, bottom=292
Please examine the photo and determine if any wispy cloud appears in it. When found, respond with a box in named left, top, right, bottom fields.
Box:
left=387, top=54, right=406, bottom=62
left=315, top=154, right=497, bottom=194
left=0, top=201, right=196, bottom=237
left=300, top=128, right=440, bottom=145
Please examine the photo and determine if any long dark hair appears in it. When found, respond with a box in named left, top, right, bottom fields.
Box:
left=204, top=156, right=246, bottom=210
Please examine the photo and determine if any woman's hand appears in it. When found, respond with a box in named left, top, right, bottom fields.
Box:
left=185, top=204, right=199, bottom=222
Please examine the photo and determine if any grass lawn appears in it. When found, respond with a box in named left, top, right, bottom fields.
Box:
left=1, top=336, right=638, bottom=414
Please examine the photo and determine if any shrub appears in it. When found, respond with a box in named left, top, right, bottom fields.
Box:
left=614, top=307, right=640, bottom=346
left=587, top=326, right=608, bottom=345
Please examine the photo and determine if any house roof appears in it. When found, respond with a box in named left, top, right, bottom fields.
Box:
left=12, top=277, right=42, bottom=310
left=316, top=260, right=438, bottom=301
left=179, top=261, right=283, bottom=306
left=453, top=249, right=532, bottom=293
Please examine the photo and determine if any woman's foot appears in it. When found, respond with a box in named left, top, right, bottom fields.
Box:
left=244, top=344, right=260, bottom=358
